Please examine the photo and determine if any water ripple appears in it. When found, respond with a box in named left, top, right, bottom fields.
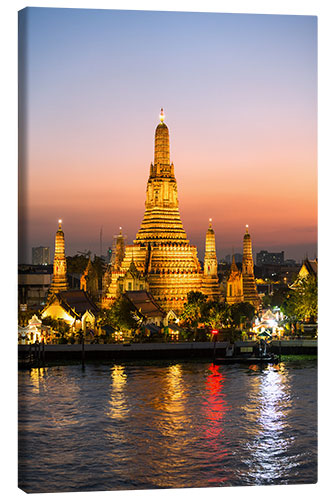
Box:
left=18, top=360, right=317, bottom=492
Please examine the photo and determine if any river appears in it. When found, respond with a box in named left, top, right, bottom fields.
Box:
left=18, top=359, right=317, bottom=493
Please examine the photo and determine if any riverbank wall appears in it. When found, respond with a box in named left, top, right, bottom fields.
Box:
left=18, top=340, right=317, bottom=365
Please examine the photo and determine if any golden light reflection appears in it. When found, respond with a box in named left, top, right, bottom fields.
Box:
left=29, top=367, right=48, bottom=394
left=29, top=367, right=80, bottom=428
left=107, top=365, right=128, bottom=420
left=158, top=364, right=188, bottom=434
left=166, top=364, right=183, bottom=400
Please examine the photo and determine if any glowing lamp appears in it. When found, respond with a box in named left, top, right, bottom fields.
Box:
left=159, top=108, right=165, bottom=122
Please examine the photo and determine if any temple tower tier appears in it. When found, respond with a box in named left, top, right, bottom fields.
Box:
left=226, top=254, right=244, bottom=305
left=49, top=220, right=68, bottom=294
left=242, top=225, right=260, bottom=309
left=201, top=219, right=220, bottom=300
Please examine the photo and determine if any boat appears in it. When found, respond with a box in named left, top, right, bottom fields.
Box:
left=213, top=335, right=280, bottom=365
left=213, top=353, right=280, bottom=365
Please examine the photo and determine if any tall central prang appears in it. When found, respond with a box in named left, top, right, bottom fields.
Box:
left=135, top=109, right=188, bottom=244
left=103, top=109, right=207, bottom=313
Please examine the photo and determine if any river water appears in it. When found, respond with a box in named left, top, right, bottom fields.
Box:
left=18, top=359, right=317, bottom=493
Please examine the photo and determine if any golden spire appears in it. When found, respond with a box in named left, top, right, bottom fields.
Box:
left=154, top=107, right=170, bottom=166
left=49, top=219, right=68, bottom=294
left=231, top=254, right=238, bottom=273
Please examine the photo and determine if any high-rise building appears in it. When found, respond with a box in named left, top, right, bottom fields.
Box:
left=256, top=250, right=284, bottom=266
left=32, top=246, right=50, bottom=265
left=242, top=225, right=260, bottom=309
left=49, top=220, right=68, bottom=295
left=103, top=110, right=214, bottom=313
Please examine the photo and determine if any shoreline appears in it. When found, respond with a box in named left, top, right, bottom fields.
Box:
left=18, top=340, right=317, bottom=367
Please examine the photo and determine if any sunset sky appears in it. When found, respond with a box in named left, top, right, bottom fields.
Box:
left=18, top=8, right=317, bottom=263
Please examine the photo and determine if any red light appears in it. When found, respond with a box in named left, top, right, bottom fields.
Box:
left=211, top=330, right=218, bottom=334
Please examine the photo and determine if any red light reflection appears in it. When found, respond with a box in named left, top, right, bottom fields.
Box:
left=203, top=363, right=228, bottom=437
left=202, top=363, right=230, bottom=484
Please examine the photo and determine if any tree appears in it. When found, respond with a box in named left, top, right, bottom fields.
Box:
left=207, top=301, right=230, bottom=330
left=229, top=302, right=255, bottom=329
left=282, top=276, right=317, bottom=324
left=66, top=254, right=89, bottom=274
left=180, top=292, right=208, bottom=339
left=101, top=295, right=140, bottom=332
left=262, top=287, right=289, bottom=309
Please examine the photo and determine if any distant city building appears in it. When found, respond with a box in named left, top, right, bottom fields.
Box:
left=32, top=246, right=50, bottom=265
left=18, top=264, right=53, bottom=310
left=284, top=259, right=297, bottom=266
left=224, top=253, right=242, bottom=265
left=256, top=250, right=284, bottom=266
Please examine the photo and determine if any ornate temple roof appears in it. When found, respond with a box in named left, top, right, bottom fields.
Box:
left=125, top=291, right=165, bottom=318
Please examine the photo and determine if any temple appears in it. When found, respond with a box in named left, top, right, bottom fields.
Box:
left=242, top=225, right=260, bottom=309
left=226, top=254, right=244, bottom=305
left=48, top=220, right=68, bottom=295
left=102, top=111, right=264, bottom=313
left=201, top=219, right=220, bottom=299
left=42, top=219, right=99, bottom=330
left=80, top=256, right=99, bottom=300
left=103, top=109, right=214, bottom=313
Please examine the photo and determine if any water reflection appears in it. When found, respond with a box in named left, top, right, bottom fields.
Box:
left=22, top=367, right=81, bottom=429
left=160, top=364, right=187, bottom=431
left=201, top=364, right=230, bottom=484
left=107, top=365, right=128, bottom=420
left=203, top=364, right=228, bottom=439
left=244, top=363, right=293, bottom=484
left=18, top=362, right=317, bottom=493
left=29, top=367, right=49, bottom=394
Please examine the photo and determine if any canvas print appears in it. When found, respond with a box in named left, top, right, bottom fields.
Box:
left=18, top=7, right=317, bottom=493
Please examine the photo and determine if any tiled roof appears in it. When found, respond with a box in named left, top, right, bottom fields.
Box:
left=125, top=291, right=165, bottom=317
left=47, top=290, right=99, bottom=318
